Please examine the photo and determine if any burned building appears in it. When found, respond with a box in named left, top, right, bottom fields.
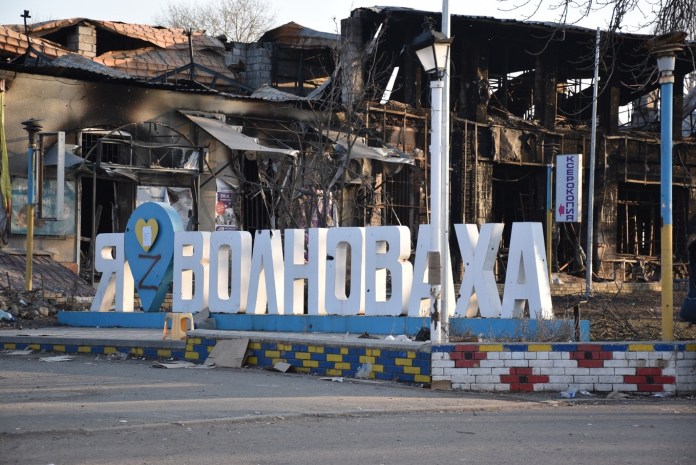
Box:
left=0, top=16, right=415, bottom=284
left=341, top=6, right=696, bottom=282
left=0, top=7, right=694, bottom=290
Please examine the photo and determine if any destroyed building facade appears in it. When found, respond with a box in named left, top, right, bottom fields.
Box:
left=0, top=8, right=694, bottom=286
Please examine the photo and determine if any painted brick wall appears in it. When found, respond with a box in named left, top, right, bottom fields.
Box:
left=432, top=342, right=696, bottom=393
left=186, top=337, right=431, bottom=384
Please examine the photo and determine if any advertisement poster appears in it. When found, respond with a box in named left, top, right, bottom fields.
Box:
left=215, top=178, right=239, bottom=231
left=555, top=154, right=583, bottom=223
left=11, top=178, right=76, bottom=236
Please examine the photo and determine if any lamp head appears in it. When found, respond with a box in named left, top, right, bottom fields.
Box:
left=412, top=18, right=453, bottom=79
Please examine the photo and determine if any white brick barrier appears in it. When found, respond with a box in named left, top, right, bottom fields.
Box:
left=432, top=342, right=696, bottom=393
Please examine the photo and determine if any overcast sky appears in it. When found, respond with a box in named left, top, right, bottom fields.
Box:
left=0, top=0, right=650, bottom=34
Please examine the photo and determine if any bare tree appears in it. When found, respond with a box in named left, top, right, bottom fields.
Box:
left=498, top=0, right=695, bottom=36
left=154, top=0, right=277, bottom=42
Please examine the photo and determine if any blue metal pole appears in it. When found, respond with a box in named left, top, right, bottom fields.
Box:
left=660, top=78, right=674, bottom=341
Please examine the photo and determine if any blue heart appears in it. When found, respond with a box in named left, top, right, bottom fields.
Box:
left=125, top=202, right=183, bottom=312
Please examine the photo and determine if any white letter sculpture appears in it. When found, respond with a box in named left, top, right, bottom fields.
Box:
left=91, top=233, right=134, bottom=312
left=247, top=230, right=285, bottom=314
left=208, top=230, right=252, bottom=313
left=501, top=222, right=553, bottom=319
left=284, top=228, right=328, bottom=315
left=325, top=227, right=365, bottom=315
left=173, top=231, right=210, bottom=313
left=408, top=224, right=455, bottom=316
left=365, top=226, right=413, bottom=316
left=455, top=223, right=503, bottom=317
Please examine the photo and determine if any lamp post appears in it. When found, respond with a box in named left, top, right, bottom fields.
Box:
left=648, top=33, right=685, bottom=341
left=21, top=118, right=42, bottom=291
left=412, top=20, right=453, bottom=343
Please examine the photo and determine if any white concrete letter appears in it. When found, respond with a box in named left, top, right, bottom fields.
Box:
left=501, top=222, right=553, bottom=319
left=247, top=230, right=285, bottom=314
left=325, top=227, right=365, bottom=315
left=408, top=224, right=455, bottom=317
left=91, top=233, right=134, bottom=312
left=209, top=230, right=252, bottom=313
left=173, top=232, right=210, bottom=313
left=284, top=229, right=328, bottom=315
left=455, top=223, right=503, bottom=318
left=365, top=226, right=412, bottom=316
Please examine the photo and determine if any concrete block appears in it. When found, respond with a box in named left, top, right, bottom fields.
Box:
left=432, top=360, right=455, bottom=368
left=547, top=375, right=573, bottom=384
left=598, top=375, right=624, bottom=384
left=480, top=359, right=505, bottom=368
left=470, top=383, right=496, bottom=391
left=594, top=384, right=614, bottom=391
left=604, top=360, right=629, bottom=368
left=467, top=367, right=493, bottom=376
left=564, top=367, right=590, bottom=375
left=474, top=375, right=500, bottom=384
left=452, top=383, right=471, bottom=390
left=529, top=359, right=554, bottom=368
left=504, top=359, right=529, bottom=367
left=553, top=360, right=577, bottom=368
left=451, top=374, right=476, bottom=384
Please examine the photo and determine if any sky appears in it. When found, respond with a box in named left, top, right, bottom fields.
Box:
left=0, top=0, right=651, bottom=34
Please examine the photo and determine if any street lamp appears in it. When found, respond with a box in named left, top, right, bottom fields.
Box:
left=413, top=19, right=453, bottom=343
left=647, top=32, right=685, bottom=341
left=21, top=118, right=42, bottom=291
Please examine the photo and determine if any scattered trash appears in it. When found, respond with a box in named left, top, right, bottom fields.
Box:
left=559, top=387, right=577, bottom=399
left=6, top=348, right=33, bottom=355
left=272, top=362, right=291, bottom=373
left=653, top=391, right=672, bottom=398
left=384, top=335, right=395, bottom=340
left=107, top=352, right=128, bottom=361
left=119, top=420, right=128, bottom=423
left=39, top=355, right=74, bottom=362
left=355, top=362, right=372, bottom=379
left=193, top=307, right=216, bottom=330
left=358, top=332, right=378, bottom=339
left=394, top=334, right=410, bottom=342
left=414, top=327, right=430, bottom=341
left=579, top=390, right=594, bottom=396
left=606, top=391, right=630, bottom=399
left=320, top=377, right=344, bottom=382
left=152, top=360, right=196, bottom=369
left=0, top=309, right=15, bottom=322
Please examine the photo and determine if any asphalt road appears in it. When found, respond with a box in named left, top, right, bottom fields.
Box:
left=1, top=353, right=695, bottom=465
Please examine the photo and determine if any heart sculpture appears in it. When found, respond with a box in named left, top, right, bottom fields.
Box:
left=125, top=202, right=183, bottom=312
left=134, top=218, right=159, bottom=252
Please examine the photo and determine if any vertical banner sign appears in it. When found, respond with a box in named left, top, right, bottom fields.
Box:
left=555, top=154, right=583, bottom=223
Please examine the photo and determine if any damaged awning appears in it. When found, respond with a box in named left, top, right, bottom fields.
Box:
left=327, top=131, right=414, bottom=165
left=183, top=114, right=299, bottom=156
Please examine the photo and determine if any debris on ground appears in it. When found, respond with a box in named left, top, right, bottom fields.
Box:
left=39, top=355, right=74, bottom=362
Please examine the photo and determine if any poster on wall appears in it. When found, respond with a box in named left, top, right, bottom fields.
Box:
left=555, top=154, right=583, bottom=223
left=215, top=178, right=239, bottom=231
left=11, top=178, right=76, bottom=236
